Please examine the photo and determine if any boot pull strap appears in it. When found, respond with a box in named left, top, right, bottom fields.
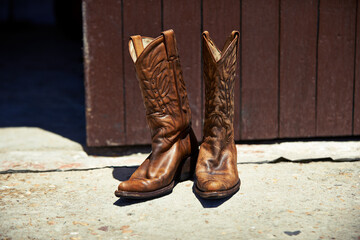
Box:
left=161, top=29, right=177, bottom=60
left=202, top=31, right=222, bottom=62
left=231, top=30, right=240, bottom=39
left=129, top=35, right=144, bottom=58
left=231, top=30, right=240, bottom=50
left=221, top=30, right=240, bottom=58
left=202, top=31, right=215, bottom=47
left=231, top=30, right=240, bottom=56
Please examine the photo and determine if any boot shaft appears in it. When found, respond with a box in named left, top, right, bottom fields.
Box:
left=202, top=31, right=239, bottom=141
left=129, top=30, right=191, bottom=141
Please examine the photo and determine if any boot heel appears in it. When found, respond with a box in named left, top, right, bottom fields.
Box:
left=178, top=154, right=197, bottom=181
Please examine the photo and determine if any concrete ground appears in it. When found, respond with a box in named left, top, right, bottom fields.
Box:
left=0, top=126, right=359, bottom=239
left=0, top=159, right=359, bottom=239
left=1, top=24, right=360, bottom=240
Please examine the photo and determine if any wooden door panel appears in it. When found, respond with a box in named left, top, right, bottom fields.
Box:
left=241, top=0, right=279, bottom=140
left=279, top=0, right=317, bottom=138
left=316, top=0, right=356, bottom=136
left=83, top=0, right=125, bottom=146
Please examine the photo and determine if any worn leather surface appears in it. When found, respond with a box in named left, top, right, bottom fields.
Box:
left=196, top=31, right=240, bottom=193
left=117, top=30, right=198, bottom=193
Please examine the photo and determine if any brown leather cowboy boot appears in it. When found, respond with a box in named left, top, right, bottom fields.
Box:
left=194, top=31, right=240, bottom=199
left=115, top=29, right=198, bottom=199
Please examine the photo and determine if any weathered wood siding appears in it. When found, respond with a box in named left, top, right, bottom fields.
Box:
left=83, top=0, right=360, bottom=146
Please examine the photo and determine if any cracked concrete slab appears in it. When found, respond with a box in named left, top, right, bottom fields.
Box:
left=0, top=162, right=359, bottom=239
left=0, top=127, right=359, bottom=172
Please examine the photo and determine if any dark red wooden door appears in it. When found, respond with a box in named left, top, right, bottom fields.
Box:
left=83, top=0, right=360, bottom=147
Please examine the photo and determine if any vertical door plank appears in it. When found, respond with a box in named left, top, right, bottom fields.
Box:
left=279, top=0, right=317, bottom=138
left=203, top=0, right=241, bottom=140
left=83, top=0, right=124, bottom=146
left=163, top=0, right=202, bottom=140
left=354, top=0, right=360, bottom=135
left=123, top=0, right=161, bottom=145
left=241, top=0, right=279, bottom=140
left=317, top=0, right=356, bottom=136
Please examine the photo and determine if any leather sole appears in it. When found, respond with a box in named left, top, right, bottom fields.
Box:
left=114, top=181, right=175, bottom=199
left=194, top=180, right=241, bottom=199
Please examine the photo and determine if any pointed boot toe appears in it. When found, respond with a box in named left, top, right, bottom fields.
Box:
left=195, top=173, right=240, bottom=199
left=198, top=178, right=226, bottom=192
left=115, top=179, right=175, bottom=199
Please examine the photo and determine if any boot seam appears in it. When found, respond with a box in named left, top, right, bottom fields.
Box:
left=170, top=58, right=185, bottom=126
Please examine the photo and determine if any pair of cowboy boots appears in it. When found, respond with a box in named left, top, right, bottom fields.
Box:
left=115, top=29, right=240, bottom=199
